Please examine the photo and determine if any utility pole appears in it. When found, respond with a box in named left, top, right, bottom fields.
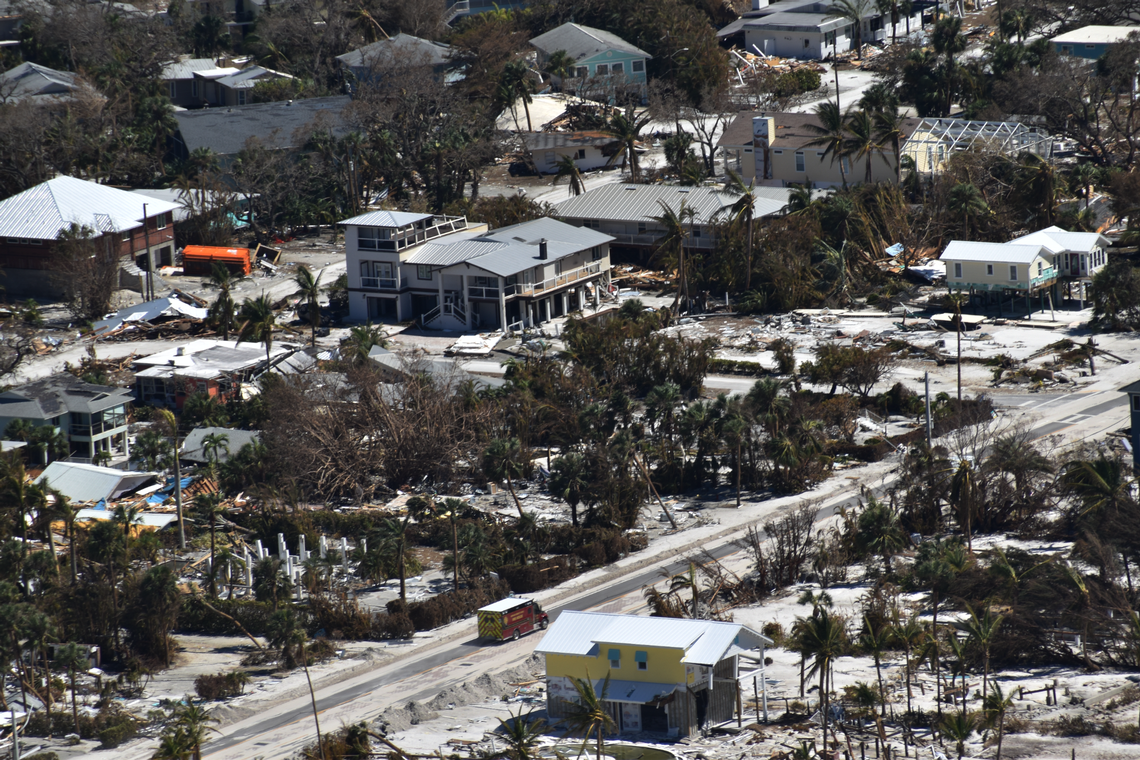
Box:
left=142, top=203, right=153, bottom=301
left=925, top=371, right=933, bottom=446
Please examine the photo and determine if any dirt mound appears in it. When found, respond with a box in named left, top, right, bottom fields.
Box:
left=375, top=655, right=544, bottom=734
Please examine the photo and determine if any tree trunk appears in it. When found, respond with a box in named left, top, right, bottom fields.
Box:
left=209, top=515, right=217, bottom=597
left=300, top=640, right=327, bottom=760
left=745, top=214, right=753, bottom=292
left=505, top=476, right=525, bottom=519
left=451, top=519, right=459, bottom=591
left=70, top=670, right=78, bottom=732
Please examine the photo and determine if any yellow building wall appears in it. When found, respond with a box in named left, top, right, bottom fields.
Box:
left=945, top=254, right=1053, bottom=292
left=544, top=644, right=687, bottom=685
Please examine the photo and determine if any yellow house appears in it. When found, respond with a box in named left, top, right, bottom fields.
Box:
left=535, top=611, right=772, bottom=737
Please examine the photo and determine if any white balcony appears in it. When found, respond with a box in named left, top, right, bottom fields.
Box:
left=511, top=261, right=604, bottom=297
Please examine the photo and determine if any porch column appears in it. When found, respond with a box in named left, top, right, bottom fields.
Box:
left=462, top=273, right=471, bottom=329
left=437, top=270, right=444, bottom=313
left=594, top=281, right=600, bottom=310
left=498, top=278, right=508, bottom=332
left=561, top=291, right=568, bottom=316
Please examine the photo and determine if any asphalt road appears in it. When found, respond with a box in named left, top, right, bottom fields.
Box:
left=203, top=383, right=1128, bottom=757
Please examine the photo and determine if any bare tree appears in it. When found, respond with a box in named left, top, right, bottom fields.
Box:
left=51, top=224, right=121, bottom=322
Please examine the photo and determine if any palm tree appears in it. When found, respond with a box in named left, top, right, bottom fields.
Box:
left=173, top=700, right=218, bottom=760
left=858, top=616, right=890, bottom=711
left=207, top=263, right=237, bottom=340
left=544, top=50, right=576, bottom=92
left=873, top=106, right=907, bottom=184
left=372, top=515, right=417, bottom=602
left=722, top=168, right=759, bottom=291
left=825, top=0, right=873, bottom=58
left=48, top=489, right=80, bottom=584
left=152, top=725, right=193, bottom=760
left=844, top=109, right=880, bottom=184
left=564, top=672, right=616, bottom=759
left=342, top=322, right=387, bottom=364
left=55, top=642, right=87, bottom=732
left=1068, top=162, right=1099, bottom=211
left=294, top=265, right=323, bottom=345
left=549, top=451, right=590, bottom=527
left=201, top=432, right=230, bottom=469
left=652, top=200, right=694, bottom=315
left=483, top=438, right=529, bottom=519
left=266, top=608, right=325, bottom=759
left=1062, top=456, right=1135, bottom=521
left=1016, top=152, right=1058, bottom=227
left=891, top=610, right=923, bottom=714
left=799, top=609, right=845, bottom=750
left=932, top=16, right=968, bottom=114
left=982, top=683, right=1015, bottom=760
left=553, top=154, right=586, bottom=197
left=939, top=711, right=976, bottom=759
left=253, top=557, right=291, bottom=609
left=158, top=410, right=187, bottom=550
left=501, top=60, right=536, bottom=132
left=958, top=604, right=1003, bottom=699
left=947, top=183, right=989, bottom=238
left=237, top=294, right=278, bottom=367
left=604, top=108, right=652, bottom=179
left=805, top=102, right=849, bottom=189
left=194, top=493, right=226, bottom=597
left=498, top=708, right=546, bottom=760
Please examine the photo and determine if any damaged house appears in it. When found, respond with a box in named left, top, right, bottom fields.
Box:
left=536, top=611, right=771, bottom=737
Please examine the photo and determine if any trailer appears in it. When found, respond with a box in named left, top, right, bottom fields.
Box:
left=477, top=597, right=548, bottom=641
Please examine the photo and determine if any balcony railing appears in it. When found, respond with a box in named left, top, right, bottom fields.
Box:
left=511, top=261, right=602, bottom=297
left=1030, top=267, right=1057, bottom=287
left=70, top=418, right=125, bottom=438
left=468, top=285, right=499, bottom=299
left=359, top=216, right=468, bottom=252
left=361, top=276, right=398, bottom=290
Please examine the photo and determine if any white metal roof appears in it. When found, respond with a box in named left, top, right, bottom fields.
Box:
left=0, top=176, right=181, bottom=241
left=92, top=296, right=209, bottom=335
left=535, top=611, right=771, bottom=665
left=1008, top=226, right=1108, bottom=254
left=554, top=183, right=787, bottom=226
left=530, top=23, right=650, bottom=61
left=939, top=241, right=1048, bottom=264
left=35, top=463, right=158, bottom=503
left=1051, top=25, right=1140, bottom=45
left=339, top=210, right=433, bottom=228
left=478, top=597, right=535, bottom=613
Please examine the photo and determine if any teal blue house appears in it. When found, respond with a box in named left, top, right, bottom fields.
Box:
left=1051, top=25, right=1140, bottom=59
left=530, top=23, right=650, bottom=104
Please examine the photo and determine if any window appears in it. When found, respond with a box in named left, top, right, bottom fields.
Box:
left=610, top=62, right=623, bottom=74
left=122, top=229, right=131, bottom=242
left=1060, top=45, right=1071, bottom=55
left=576, top=149, right=586, bottom=159
left=1133, top=395, right=1140, bottom=411
left=575, top=66, right=588, bottom=78
left=417, top=265, right=432, bottom=280
left=1085, top=44, right=1095, bottom=49
left=635, top=651, right=648, bottom=670
left=1009, top=265, right=1018, bottom=280
left=168, top=81, right=177, bottom=99
left=795, top=151, right=805, bottom=172
left=1037, top=262, right=1043, bottom=276
left=5, top=237, right=41, bottom=246
left=358, top=227, right=391, bottom=250
left=361, top=261, right=395, bottom=288
left=692, top=227, right=702, bottom=238
left=953, top=262, right=962, bottom=278
left=986, top=264, right=993, bottom=276
left=636, top=222, right=646, bottom=235
left=804, top=38, right=810, bottom=49
left=595, top=64, right=608, bottom=75
left=632, top=60, right=644, bottom=73
left=592, top=246, right=603, bottom=261
left=191, top=79, right=199, bottom=97
left=237, top=89, right=247, bottom=106
left=608, top=649, right=621, bottom=669
left=156, top=213, right=167, bottom=231
left=583, top=219, right=600, bottom=230
left=841, top=157, right=851, bottom=175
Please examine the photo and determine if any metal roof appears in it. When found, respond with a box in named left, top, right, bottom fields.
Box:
left=339, top=210, right=434, bottom=228
left=133, top=339, right=294, bottom=373
left=161, top=57, right=221, bottom=81
left=535, top=611, right=771, bottom=665
left=404, top=239, right=506, bottom=267
left=336, top=34, right=452, bottom=68
left=1008, top=226, right=1108, bottom=254
left=530, top=23, right=649, bottom=62
left=35, top=463, right=158, bottom=503
left=478, top=597, right=535, bottom=613
left=940, top=241, right=1048, bottom=264
left=214, top=65, right=292, bottom=90
left=92, top=296, right=209, bottom=335
left=0, top=176, right=181, bottom=241
left=0, top=61, right=82, bottom=103
left=1051, top=25, right=1140, bottom=45
left=554, top=183, right=787, bottom=225
left=0, top=373, right=133, bottom=419
left=173, top=96, right=351, bottom=156
left=180, top=426, right=260, bottom=464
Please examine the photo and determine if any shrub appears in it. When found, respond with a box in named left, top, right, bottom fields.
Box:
left=762, top=621, right=785, bottom=647
left=98, top=722, right=137, bottom=749
left=27, top=754, right=60, bottom=760
left=774, top=68, right=822, bottom=97
left=499, top=557, right=576, bottom=593
left=372, top=612, right=414, bottom=639
left=179, top=596, right=300, bottom=637
left=195, top=671, right=250, bottom=701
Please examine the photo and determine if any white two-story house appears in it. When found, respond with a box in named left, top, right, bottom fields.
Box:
left=343, top=213, right=613, bottom=331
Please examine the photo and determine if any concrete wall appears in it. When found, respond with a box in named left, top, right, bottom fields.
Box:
left=533, top=145, right=610, bottom=174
